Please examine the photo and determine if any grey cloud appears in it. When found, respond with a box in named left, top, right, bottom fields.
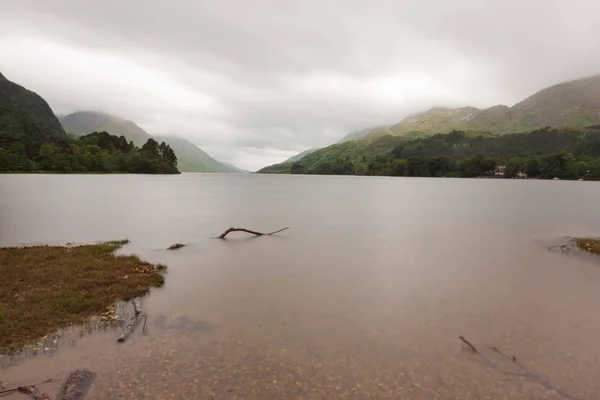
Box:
left=1, top=0, right=600, bottom=170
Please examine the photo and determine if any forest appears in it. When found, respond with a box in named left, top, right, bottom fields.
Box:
left=285, top=127, right=600, bottom=180
left=0, top=131, right=179, bottom=174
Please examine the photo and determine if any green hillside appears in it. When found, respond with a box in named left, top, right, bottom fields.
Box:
left=259, top=131, right=436, bottom=173
left=59, top=111, right=238, bottom=173
left=261, top=127, right=600, bottom=179
left=0, top=72, right=67, bottom=142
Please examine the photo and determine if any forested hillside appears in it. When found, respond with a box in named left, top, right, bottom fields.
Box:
left=0, top=130, right=179, bottom=173
left=0, top=72, right=67, bottom=142
left=259, top=127, right=600, bottom=180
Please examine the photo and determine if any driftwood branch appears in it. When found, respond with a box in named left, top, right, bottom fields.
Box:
left=117, top=299, right=146, bottom=343
left=217, top=227, right=289, bottom=239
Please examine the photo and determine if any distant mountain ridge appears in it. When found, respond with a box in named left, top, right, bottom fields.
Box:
left=0, top=72, right=67, bottom=142
left=60, top=111, right=151, bottom=147
left=59, top=111, right=239, bottom=173
left=258, top=73, right=600, bottom=172
left=375, top=74, right=600, bottom=139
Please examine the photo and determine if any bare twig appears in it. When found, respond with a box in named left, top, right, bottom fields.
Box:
left=459, top=336, right=477, bottom=353
left=0, top=379, right=52, bottom=396
left=217, top=227, right=289, bottom=239
left=16, top=385, right=51, bottom=400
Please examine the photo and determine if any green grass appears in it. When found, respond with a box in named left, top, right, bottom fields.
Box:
left=575, top=238, right=600, bottom=255
left=0, top=240, right=166, bottom=353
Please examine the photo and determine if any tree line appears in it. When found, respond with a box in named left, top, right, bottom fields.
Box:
left=0, top=131, right=179, bottom=174
left=289, top=128, right=600, bottom=180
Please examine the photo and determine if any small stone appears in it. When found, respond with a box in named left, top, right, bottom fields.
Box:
left=167, top=243, right=185, bottom=250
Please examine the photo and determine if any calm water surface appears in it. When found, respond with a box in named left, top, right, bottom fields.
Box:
left=1, top=174, right=600, bottom=399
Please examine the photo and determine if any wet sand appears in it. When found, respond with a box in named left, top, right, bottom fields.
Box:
left=1, top=320, right=595, bottom=399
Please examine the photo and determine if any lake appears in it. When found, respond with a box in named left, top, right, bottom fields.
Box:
left=1, top=173, right=600, bottom=399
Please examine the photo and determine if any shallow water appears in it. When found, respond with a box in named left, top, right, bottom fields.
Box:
left=2, top=174, right=600, bottom=399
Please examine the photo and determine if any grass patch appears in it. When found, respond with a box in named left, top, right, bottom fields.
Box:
left=0, top=240, right=165, bottom=353
left=575, top=238, right=600, bottom=255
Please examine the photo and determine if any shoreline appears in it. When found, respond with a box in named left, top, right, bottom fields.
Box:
left=0, top=240, right=166, bottom=355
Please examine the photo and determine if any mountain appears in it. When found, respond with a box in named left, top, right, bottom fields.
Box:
left=0, top=72, right=67, bottom=141
left=220, top=161, right=249, bottom=173
left=60, top=111, right=151, bottom=147
left=59, top=111, right=238, bottom=173
left=510, top=75, right=600, bottom=129
left=259, top=74, right=600, bottom=174
left=337, top=127, right=395, bottom=143
left=338, top=128, right=375, bottom=143
left=379, top=74, right=600, bottom=139
left=152, top=135, right=237, bottom=173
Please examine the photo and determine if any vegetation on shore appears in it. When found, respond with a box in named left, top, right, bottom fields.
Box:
left=575, top=238, right=600, bottom=255
left=0, top=240, right=166, bottom=353
left=0, top=130, right=179, bottom=173
left=259, top=127, right=600, bottom=180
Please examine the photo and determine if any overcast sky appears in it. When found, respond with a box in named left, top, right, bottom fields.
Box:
left=1, top=0, right=600, bottom=170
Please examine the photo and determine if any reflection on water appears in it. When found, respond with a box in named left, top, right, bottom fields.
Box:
left=2, top=174, right=600, bottom=399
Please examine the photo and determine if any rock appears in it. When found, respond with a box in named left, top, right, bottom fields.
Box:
left=167, top=243, right=185, bottom=250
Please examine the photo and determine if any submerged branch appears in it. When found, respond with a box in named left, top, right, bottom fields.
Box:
left=548, top=237, right=600, bottom=255
left=117, top=299, right=146, bottom=343
left=217, top=227, right=289, bottom=239
left=0, top=378, right=52, bottom=396
left=461, top=337, right=581, bottom=400
left=459, top=336, right=477, bottom=353
left=5, top=370, right=96, bottom=400
left=548, top=244, right=573, bottom=252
